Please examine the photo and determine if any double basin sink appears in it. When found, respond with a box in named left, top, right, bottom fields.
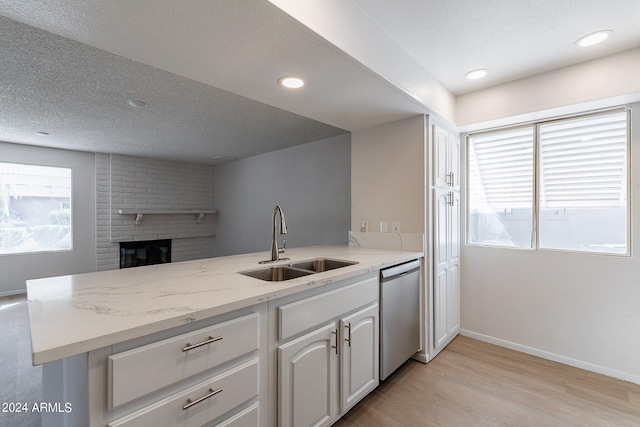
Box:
left=240, top=258, right=358, bottom=282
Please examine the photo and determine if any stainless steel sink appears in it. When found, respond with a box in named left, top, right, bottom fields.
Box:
left=239, top=258, right=358, bottom=281
left=239, top=266, right=313, bottom=282
left=289, top=258, right=358, bottom=273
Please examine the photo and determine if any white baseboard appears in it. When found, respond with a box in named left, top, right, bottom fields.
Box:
left=459, top=329, right=640, bottom=386
left=0, top=289, right=27, bottom=298
left=412, top=351, right=428, bottom=364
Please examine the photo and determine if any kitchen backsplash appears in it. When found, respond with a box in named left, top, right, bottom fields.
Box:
left=348, top=231, right=424, bottom=252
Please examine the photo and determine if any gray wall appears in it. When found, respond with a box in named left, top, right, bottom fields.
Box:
left=0, top=142, right=96, bottom=295
left=213, top=134, right=351, bottom=257
left=0, top=133, right=350, bottom=293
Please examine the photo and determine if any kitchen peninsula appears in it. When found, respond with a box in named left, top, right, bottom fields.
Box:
left=27, top=245, right=423, bottom=426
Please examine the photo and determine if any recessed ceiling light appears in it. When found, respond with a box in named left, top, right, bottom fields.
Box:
left=576, top=30, right=612, bottom=47
left=465, top=69, right=489, bottom=80
left=278, top=76, right=304, bottom=89
left=127, top=99, right=147, bottom=109
left=35, top=131, right=49, bottom=136
left=212, top=155, right=237, bottom=162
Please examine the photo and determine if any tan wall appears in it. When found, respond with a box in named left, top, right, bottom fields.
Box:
left=351, top=115, right=427, bottom=235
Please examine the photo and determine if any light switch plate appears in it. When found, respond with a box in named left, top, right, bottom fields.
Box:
left=379, top=221, right=388, bottom=233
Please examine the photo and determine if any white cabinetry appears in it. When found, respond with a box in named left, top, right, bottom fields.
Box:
left=278, top=323, right=336, bottom=427
left=431, top=125, right=461, bottom=356
left=53, top=307, right=269, bottom=427
left=277, top=273, right=379, bottom=427
left=108, top=314, right=259, bottom=408
left=433, top=189, right=460, bottom=351
left=339, top=304, right=379, bottom=413
left=108, top=360, right=259, bottom=427
left=433, top=124, right=460, bottom=190
left=106, top=312, right=262, bottom=427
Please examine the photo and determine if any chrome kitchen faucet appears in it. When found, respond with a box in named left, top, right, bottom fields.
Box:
left=260, top=205, right=289, bottom=263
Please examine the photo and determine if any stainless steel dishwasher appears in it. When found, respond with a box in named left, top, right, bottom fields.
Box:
left=380, top=259, right=421, bottom=380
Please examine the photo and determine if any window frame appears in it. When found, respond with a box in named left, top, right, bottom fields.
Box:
left=0, top=161, right=74, bottom=256
left=466, top=107, right=631, bottom=256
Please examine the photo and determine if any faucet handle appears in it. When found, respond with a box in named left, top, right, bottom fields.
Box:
left=279, top=240, right=287, bottom=253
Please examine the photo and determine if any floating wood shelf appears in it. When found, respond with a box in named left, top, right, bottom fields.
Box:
left=117, top=209, right=217, bottom=225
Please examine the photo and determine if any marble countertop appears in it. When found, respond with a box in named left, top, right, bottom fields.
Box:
left=27, top=245, right=423, bottom=365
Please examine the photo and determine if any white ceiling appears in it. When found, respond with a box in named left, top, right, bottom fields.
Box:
left=1, top=0, right=639, bottom=164
left=350, top=0, right=640, bottom=95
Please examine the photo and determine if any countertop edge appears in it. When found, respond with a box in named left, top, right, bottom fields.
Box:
left=28, top=247, right=424, bottom=365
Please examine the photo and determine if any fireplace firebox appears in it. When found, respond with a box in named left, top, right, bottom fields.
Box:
left=119, top=239, right=171, bottom=269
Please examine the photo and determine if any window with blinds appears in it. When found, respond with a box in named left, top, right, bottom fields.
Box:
left=468, top=127, right=534, bottom=248
left=467, top=109, right=629, bottom=255
left=539, top=112, right=627, bottom=208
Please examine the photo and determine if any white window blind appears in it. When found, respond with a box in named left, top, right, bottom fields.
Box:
left=467, top=108, right=629, bottom=255
left=539, top=111, right=628, bottom=208
left=468, top=127, right=534, bottom=210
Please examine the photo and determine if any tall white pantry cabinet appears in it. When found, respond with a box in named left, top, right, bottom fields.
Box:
left=430, top=124, right=461, bottom=357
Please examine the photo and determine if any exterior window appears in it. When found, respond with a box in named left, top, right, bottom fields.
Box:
left=468, top=126, right=534, bottom=248
left=0, top=162, right=72, bottom=254
left=467, top=109, right=629, bottom=255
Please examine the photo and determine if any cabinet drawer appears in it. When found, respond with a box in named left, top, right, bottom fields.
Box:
left=215, top=402, right=259, bottom=427
left=109, top=313, right=258, bottom=408
left=278, top=274, right=378, bottom=341
left=109, top=359, right=258, bottom=427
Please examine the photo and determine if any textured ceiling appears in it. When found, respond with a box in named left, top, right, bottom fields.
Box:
left=0, top=0, right=422, bottom=164
left=1, top=0, right=639, bottom=164
left=1, top=17, right=356, bottom=164
left=0, top=16, right=350, bottom=164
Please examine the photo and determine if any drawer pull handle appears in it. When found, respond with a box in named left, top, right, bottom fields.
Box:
left=182, top=335, right=223, bottom=352
left=182, top=387, right=223, bottom=410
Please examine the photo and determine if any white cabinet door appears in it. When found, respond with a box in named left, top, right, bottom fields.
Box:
left=448, top=260, right=460, bottom=336
left=433, top=189, right=450, bottom=349
left=433, top=125, right=449, bottom=188
left=433, top=126, right=460, bottom=190
left=433, top=264, right=449, bottom=349
left=432, top=189, right=460, bottom=352
left=434, top=189, right=449, bottom=271
left=339, top=304, right=379, bottom=414
left=278, top=323, right=337, bottom=427
left=449, top=132, right=460, bottom=190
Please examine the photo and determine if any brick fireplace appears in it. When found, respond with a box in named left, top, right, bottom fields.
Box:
left=95, top=153, right=216, bottom=271
left=119, top=239, right=171, bottom=268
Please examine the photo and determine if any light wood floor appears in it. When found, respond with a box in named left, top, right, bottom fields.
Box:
left=0, top=294, right=42, bottom=427
left=335, top=335, right=640, bottom=427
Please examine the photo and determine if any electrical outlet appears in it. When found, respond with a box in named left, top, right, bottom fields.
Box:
left=360, top=220, right=368, bottom=232
left=391, top=221, right=401, bottom=233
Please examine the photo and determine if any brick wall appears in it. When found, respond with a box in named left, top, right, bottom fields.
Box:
left=95, top=153, right=215, bottom=271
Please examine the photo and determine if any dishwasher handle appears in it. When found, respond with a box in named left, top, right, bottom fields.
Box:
left=380, top=259, right=421, bottom=282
